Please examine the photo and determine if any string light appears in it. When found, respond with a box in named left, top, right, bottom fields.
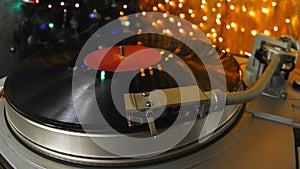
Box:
left=242, top=5, right=247, bottom=12
left=249, top=11, right=256, bottom=16
left=143, top=0, right=299, bottom=55
left=218, top=37, right=223, bottom=42
left=261, top=8, right=269, bottom=14
left=226, top=24, right=231, bottom=29
left=123, top=4, right=128, bottom=9
left=179, top=28, right=184, bottom=33
left=192, top=24, right=198, bottom=29
left=264, top=30, right=271, bottom=36
left=177, top=22, right=182, bottom=27
left=251, top=30, right=258, bottom=36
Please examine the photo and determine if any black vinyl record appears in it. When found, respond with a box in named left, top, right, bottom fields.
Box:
left=4, top=34, right=242, bottom=133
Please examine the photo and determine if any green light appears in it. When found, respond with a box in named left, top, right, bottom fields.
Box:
left=100, top=71, right=105, bottom=81
left=48, top=23, right=54, bottom=29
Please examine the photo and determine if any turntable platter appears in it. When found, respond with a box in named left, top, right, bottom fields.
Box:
left=3, top=34, right=244, bottom=165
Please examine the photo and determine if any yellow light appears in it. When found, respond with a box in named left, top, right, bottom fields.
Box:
left=123, top=4, right=128, bottom=9
left=217, top=3, right=221, bottom=7
left=249, top=11, right=255, bottom=16
left=262, top=8, right=269, bottom=14
left=202, top=0, right=206, bottom=4
left=230, top=5, right=235, bottom=10
left=158, top=3, right=163, bottom=8
left=192, top=24, right=197, bottom=29
left=206, top=33, right=211, bottom=37
left=226, top=48, right=231, bottom=52
left=188, top=9, right=193, bottom=14
left=273, top=26, right=278, bottom=31
left=227, top=0, right=231, bottom=2
left=169, top=1, right=175, bottom=6
left=153, top=6, right=158, bottom=11
left=212, top=32, right=217, bottom=38
left=199, top=23, right=204, bottom=27
left=201, top=4, right=205, bottom=9
left=218, top=37, right=223, bottom=42
left=213, top=38, right=217, bottom=43
left=251, top=30, right=257, bottom=36
left=217, top=14, right=222, bottom=18
left=169, top=17, right=175, bottom=23
left=180, top=13, right=185, bottom=19
left=203, top=16, right=208, bottom=21
left=48, top=4, right=52, bottom=8
left=189, top=32, right=194, bottom=36
left=242, top=5, right=247, bottom=12
left=211, top=28, right=216, bottom=32
left=166, top=29, right=171, bottom=34
left=177, top=22, right=182, bottom=27
left=231, top=22, right=237, bottom=28
left=178, top=3, right=183, bottom=8
left=157, top=20, right=162, bottom=24
left=160, top=51, right=165, bottom=55
left=226, top=24, right=231, bottom=29
left=264, top=30, right=271, bottom=36
left=179, top=0, right=184, bottom=2
left=241, top=27, right=245, bottom=32
left=142, top=11, right=147, bottom=16
left=212, top=8, right=216, bottom=12
left=272, top=2, right=277, bottom=6
left=216, top=19, right=221, bottom=25
left=191, top=14, right=196, bottom=18
left=165, top=0, right=169, bottom=3
left=163, top=13, right=168, bottom=18
left=239, top=50, right=244, bottom=55
left=120, top=11, right=124, bottom=16
left=179, top=28, right=184, bottom=33
left=152, top=22, right=157, bottom=26
left=285, top=18, right=291, bottom=24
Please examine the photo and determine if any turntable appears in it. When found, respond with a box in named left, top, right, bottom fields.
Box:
left=1, top=15, right=300, bottom=169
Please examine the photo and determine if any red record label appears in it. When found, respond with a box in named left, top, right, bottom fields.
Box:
left=84, top=45, right=162, bottom=72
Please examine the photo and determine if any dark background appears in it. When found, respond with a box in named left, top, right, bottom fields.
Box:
left=0, top=0, right=21, bottom=77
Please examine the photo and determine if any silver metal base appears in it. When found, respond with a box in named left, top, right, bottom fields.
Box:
left=4, top=98, right=243, bottom=166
